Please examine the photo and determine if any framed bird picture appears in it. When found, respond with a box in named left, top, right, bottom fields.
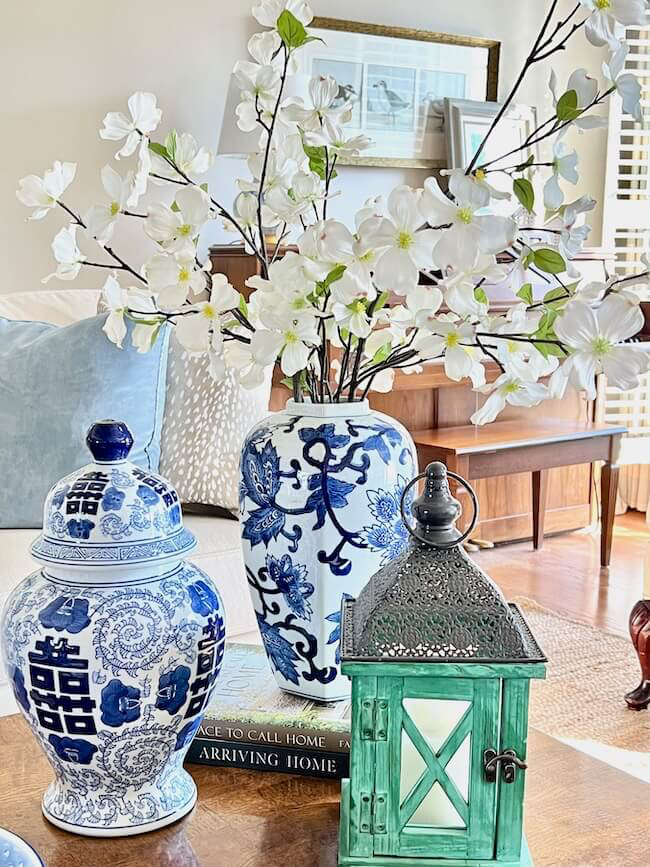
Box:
left=300, top=17, right=500, bottom=168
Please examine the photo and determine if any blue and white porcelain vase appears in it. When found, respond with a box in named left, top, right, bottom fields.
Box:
left=0, top=420, right=225, bottom=837
left=240, top=399, right=417, bottom=702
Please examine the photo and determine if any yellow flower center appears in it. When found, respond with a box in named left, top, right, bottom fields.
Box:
left=591, top=335, right=612, bottom=357
left=110, top=201, right=120, bottom=217
left=291, top=298, right=307, bottom=310
left=285, top=330, right=298, bottom=345
left=507, top=340, right=518, bottom=354
left=47, top=195, right=57, bottom=204
left=474, top=169, right=486, bottom=182
left=457, top=207, right=473, bottom=224
left=397, top=231, right=414, bottom=250
left=595, top=0, right=610, bottom=9
left=349, top=300, right=365, bottom=314
left=178, top=224, right=192, bottom=236
left=502, top=380, right=521, bottom=395
left=178, top=267, right=190, bottom=283
left=445, top=332, right=459, bottom=348
left=359, top=250, right=374, bottom=263
left=202, top=303, right=217, bottom=319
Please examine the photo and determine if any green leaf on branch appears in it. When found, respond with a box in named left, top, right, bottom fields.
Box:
left=315, top=265, right=347, bottom=296
left=374, top=291, right=390, bottom=312
left=372, top=342, right=392, bottom=364
left=556, top=89, right=581, bottom=122
left=277, top=10, right=309, bottom=49
left=148, top=141, right=170, bottom=160
left=238, top=295, right=249, bottom=317
left=515, top=153, right=535, bottom=172
left=543, top=281, right=578, bottom=306
left=303, top=143, right=328, bottom=180
left=164, top=130, right=178, bottom=162
left=513, top=177, right=535, bottom=213
left=516, top=282, right=534, bottom=305
left=533, top=309, right=565, bottom=358
left=533, top=248, right=566, bottom=274
left=474, top=286, right=488, bottom=305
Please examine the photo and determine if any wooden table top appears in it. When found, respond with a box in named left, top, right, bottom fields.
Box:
left=0, top=714, right=648, bottom=866
left=412, top=420, right=627, bottom=455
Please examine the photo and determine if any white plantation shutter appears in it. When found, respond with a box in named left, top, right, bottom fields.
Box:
left=603, top=14, right=650, bottom=283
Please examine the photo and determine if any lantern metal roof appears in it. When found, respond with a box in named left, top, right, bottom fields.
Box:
left=341, top=462, right=546, bottom=665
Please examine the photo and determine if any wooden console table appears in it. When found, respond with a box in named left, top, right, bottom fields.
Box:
left=0, top=714, right=648, bottom=866
left=413, top=420, right=626, bottom=567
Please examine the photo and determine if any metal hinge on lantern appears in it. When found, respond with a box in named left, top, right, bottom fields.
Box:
left=483, top=749, right=528, bottom=784
left=358, top=792, right=388, bottom=834
left=360, top=698, right=388, bottom=741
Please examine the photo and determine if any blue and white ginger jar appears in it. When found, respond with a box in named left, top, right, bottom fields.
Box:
left=0, top=420, right=225, bottom=837
left=240, top=399, right=417, bottom=702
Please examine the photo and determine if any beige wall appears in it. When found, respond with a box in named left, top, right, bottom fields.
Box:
left=0, top=0, right=607, bottom=294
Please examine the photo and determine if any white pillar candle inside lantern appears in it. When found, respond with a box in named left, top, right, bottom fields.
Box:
left=400, top=699, right=471, bottom=828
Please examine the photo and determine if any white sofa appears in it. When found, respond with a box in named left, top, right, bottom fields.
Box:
left=0, top=289, right=258, bottom=713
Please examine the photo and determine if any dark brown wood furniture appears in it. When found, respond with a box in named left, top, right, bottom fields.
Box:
left=412, top=420, right=626, bottom=567
left=0, top=713, right=648, bottom=866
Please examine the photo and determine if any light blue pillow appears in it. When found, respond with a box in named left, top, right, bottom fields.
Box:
left=0, top=314, right=170, bottom=528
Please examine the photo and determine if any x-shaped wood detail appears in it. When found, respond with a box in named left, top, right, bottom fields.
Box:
left=399, top=704, right=473, bottom=831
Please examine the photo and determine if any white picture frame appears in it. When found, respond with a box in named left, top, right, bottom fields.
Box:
left=444, top=98, right=538, bottom=179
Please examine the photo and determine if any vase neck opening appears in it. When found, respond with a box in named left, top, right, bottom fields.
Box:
left=284, top=398, right=371, bottom=419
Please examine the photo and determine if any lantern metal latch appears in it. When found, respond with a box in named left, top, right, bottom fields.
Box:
left=483, top=749, right=528, bottom=784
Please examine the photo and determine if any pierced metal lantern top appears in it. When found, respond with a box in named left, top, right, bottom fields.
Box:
left=341, top=462, right=545, bottom=665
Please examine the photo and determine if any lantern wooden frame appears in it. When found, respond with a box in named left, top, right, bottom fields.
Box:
left=338, top=642, right=546, bottom=866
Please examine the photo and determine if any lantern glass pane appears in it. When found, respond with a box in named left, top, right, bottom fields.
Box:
left=399, top=698, right=471, bottom=830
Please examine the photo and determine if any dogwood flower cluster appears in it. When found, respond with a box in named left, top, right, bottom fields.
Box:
left=17, top=0, right=650, bottom=422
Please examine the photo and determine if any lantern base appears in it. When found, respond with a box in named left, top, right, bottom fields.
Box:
left=338, top=782, right=533, bottom=867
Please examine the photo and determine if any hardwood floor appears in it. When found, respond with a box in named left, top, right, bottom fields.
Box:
left=476, top=510, right=649, bottom=636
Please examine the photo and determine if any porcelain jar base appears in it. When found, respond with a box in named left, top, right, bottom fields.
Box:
left=42, top=770, right=197, bottom=837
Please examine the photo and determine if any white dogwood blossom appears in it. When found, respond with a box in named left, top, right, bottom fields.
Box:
left=100, top=92, right=162, bottom=158
left=42, top=225, right=86, bottom=283
left=16, top=161, right=76, bottom=220
left=19, top=0, right=650, bottom=422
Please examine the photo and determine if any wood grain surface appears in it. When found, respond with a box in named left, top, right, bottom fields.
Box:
left=0, top=712, right=648, bottom=866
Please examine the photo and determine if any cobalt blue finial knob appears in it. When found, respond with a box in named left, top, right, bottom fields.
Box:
left=86, top=420, right=134, bottom=463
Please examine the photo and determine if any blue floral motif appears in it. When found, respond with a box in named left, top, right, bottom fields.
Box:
left=266, top=554, right=314, bottom=620
left=66, top=518, right=94, bottom=540
left=100, top=679, right=142, bottom=727
left=326, top=594, right=353, bottom=665
left=11, top=666, right=30, bottom=713
left=306, top=475, right=355, bottom=530
left=47, top=510, right=66, bottom=537
left=110, top=468, right=135, bottom=488
left=362, top=426, right=403, bottom=465
left=155, top=665, right=191, bottom=715
left=49, top=734, right=98, bottom=765
left=169, top=504, right=181, bottom=527
left=174, top=718, right=202, bottom=751
left=362, top=474, right=413, bottom=565
left=128, top=502, right=151, bottom=530
left=240, top=440, right=287, bottom=547
left=51, top=485, right=69, bottom=509
left=188, top=580, right=219, bottom=616
left=137, top=484, right=160, bottom=506
left=299, top=423, right=350, bottom=450
left=39, top=596, right=91, bottom=633
left=256, top=613, right=300, bottom=685
left=102, top=486, right=125, bottom=511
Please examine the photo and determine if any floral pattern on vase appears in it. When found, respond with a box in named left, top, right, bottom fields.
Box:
left=240, top=400, right=416, bottom=701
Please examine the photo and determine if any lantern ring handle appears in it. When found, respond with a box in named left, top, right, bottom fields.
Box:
left=399, top=470, right=479, bottom=550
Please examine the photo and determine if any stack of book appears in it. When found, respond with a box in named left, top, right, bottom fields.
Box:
left=186, top=642, right=351, bottom=779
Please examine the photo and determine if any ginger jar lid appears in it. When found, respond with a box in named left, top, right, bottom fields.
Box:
left=31, top=420, right=196, bottom=568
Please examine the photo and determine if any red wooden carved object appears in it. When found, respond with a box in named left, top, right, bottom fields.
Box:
left=625, top=600, right=650, bottom=711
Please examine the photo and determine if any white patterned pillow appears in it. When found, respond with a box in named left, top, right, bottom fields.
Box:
left=158, top=336, right=271, bottom=513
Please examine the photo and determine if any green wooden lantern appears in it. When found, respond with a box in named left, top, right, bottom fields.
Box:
left=338, top=462, right=546, bottom=867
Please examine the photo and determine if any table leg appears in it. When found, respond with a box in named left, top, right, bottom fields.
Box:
left=625, top=601, right=650, bottom=711
left=532, top=469, right=549, bottom=550
left=600, top=461, right=619, bottom=568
